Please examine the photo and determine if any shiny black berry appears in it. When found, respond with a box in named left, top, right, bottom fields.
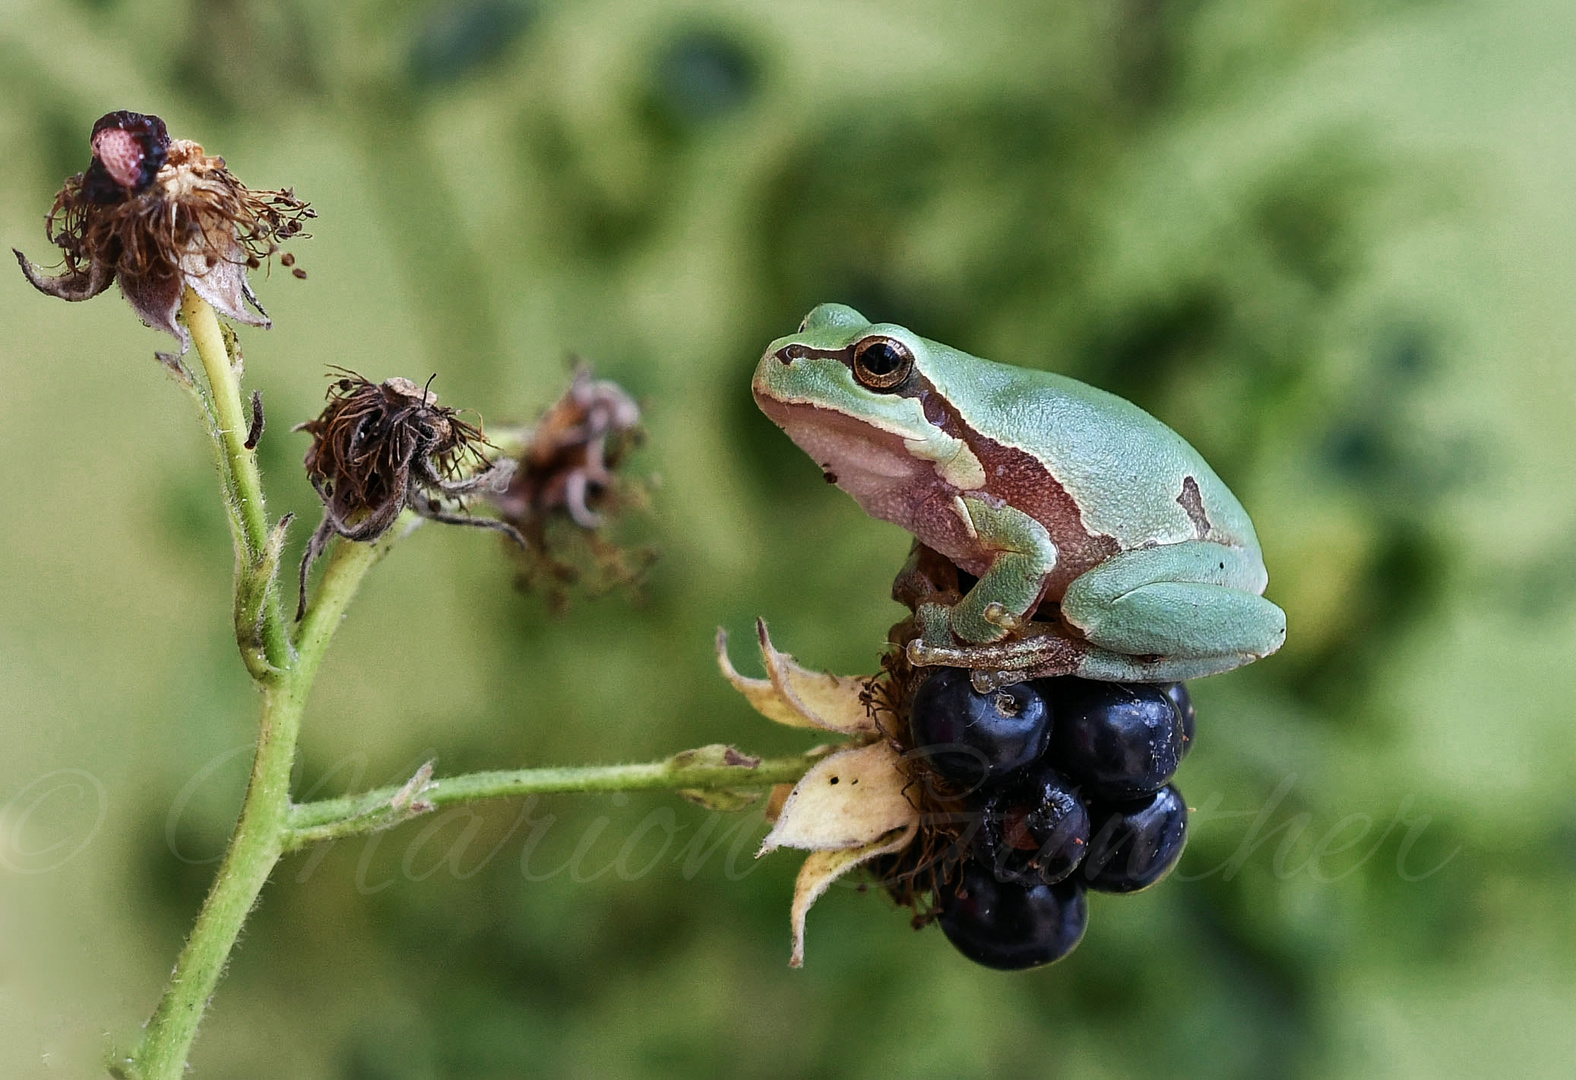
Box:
left=1046, top=680, right=1184, bottom=800
left=982, top=767, right=1090, bottom=885
left=1162, top=682, right=1196, bottom=759
left=909, top=668, right=1051, bottom=787
left=1083, top=784, right=1188, bottom=893
left=937, top=860, right=1088, bottom=970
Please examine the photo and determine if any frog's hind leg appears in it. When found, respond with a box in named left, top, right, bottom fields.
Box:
left=1059, top=541, right=1286, bottom=674
left=904, top=609, right=1247, bottom=689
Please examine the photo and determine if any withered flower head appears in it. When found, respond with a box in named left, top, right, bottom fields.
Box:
left=13, top=109, right=314, bottom=346
left=717, top=622, right=925, bottom=967
left=719, top=606, right=1003, bottom=966
left=296, top=372, right=523, bottom=617
left=493, top=365, right=655, bottom=609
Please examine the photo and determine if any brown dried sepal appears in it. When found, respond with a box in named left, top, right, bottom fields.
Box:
left=494, top=364, right=655, bottom=610
left=861, top=643, right=984, bottom=926
left=14, top=110, right=313, bottom=345
left=295, top=373, right=523, bottom=617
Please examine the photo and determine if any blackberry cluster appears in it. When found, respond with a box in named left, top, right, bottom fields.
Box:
left=909, top=670, right=1194, bottom=971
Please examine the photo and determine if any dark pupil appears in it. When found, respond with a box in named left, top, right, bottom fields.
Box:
left=860, top=342, right=904, bottom=376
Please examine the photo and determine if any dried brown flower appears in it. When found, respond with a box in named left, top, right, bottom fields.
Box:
left=13, top=109, right=313, bottom=346
left=296, top=373, right=523, bottom=617
left=493, top=365, right=655, bottom=608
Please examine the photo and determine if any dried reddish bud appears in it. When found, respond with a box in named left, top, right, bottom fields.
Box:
left=492, top=365, right=655, bottom=610
left=499, top=365, right=642, bottom=529
left=295, top=373, right=523, bottom=618
left=13, top=109, right=314, bottom=347
left=83, top=111, right=170, bottom=202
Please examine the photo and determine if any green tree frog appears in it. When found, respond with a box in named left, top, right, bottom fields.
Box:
left=753, top=303, right=1286, bottom=685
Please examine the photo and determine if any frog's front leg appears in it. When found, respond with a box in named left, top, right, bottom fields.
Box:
left=940, top=495, right=1057, bottom=644
left=1059, top=541, right=1286, bottom=670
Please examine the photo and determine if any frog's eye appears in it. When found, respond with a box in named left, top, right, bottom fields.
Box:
left=851, top=336, right=913, bottom=391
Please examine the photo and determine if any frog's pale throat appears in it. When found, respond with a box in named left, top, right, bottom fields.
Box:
left=755, top=394, right=943, bottom=533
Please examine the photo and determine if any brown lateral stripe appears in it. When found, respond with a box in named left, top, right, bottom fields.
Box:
left=774, top=341, right=1119, bottom=598
left=897, top=372, right=1119, bottom=597
left=1176, top=475, right=1211, bottom=539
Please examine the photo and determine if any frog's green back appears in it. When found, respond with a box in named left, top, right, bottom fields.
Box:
left=918, top=334, right=1263, bottom=556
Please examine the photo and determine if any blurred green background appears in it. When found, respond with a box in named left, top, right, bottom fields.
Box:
left=3, top=0, right=1575, bottom=1076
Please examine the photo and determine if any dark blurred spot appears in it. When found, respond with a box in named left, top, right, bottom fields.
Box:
left=1550, top=820, right=1576, bottom=874
left=1111, top=0, right=1179, bottom=112
left=1177, top=878, right=1311, bottom=1070
left=1288, top=525, right=1445, bottom=709
left=157, top=472, right=233, bottom=556
left=1253, top=153, right=1372, bottom=294
left=1358, top=814, right=1476, bottom=963
left=525, top=114, right=663, bottom=259
left=652, top=29, right=758, bottom=126
left=1321, top=325, right=1473, bottom=501
left=756, top=104, right=1074, bottom=348
left=1323, top=422, right=1390, bottom=482
left=343, top=1022, right=437, bottom=1080
left=1379, top=326, right=1434, bottom=380
left=1362, top=527, right=1443, bottom=621
left=170, top=0, right=320, bottom=115
left=408, top=0, right=536, bottom=89
left=1086, top=290, right=1225, bottom=406
left=140, top=809, right=233, bottom=921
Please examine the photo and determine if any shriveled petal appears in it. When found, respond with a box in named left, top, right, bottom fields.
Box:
left=716, top=627, right=808, bottom=728
left=788, top=822, right=918, bottom=967
left=14, top=249, right=114, bottom=302
left=760, top=740, right=917, bottom=853
left=715, top=619, right=874, bottom=734
left=181, top=248, right=270, bottom=329
left=119, top=270, right=187, bottom=344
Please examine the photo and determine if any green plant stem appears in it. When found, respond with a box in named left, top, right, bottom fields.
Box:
left=128, top=536, right=387, bottom=1080
left=125, top=294, right=807, bottom=1079
left=124, top=295, right=391, bottom=1080
left=181, top=290, right=291, bottom=672
left=284, top=752, right=821, bottom=849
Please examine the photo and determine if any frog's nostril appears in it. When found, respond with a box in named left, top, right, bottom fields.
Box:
left=774, top=345, right=809, bottom=364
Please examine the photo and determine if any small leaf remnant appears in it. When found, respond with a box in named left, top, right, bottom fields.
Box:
left=668, top=743, right=763, bottom=771
left=243, top=390, right=265, bottom=450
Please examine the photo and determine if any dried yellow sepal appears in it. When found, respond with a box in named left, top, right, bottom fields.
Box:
left=759, top=741, right=918, bottom=854
left=719, top=619, right=924, bottom=966
left=715, top=620, right=874, bottom=735
left=788, top=823, right=918, bottom=967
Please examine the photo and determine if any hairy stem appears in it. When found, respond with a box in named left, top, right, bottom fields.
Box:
left=127, top=538, right=385, bottom=1080
left=124, top=295, right=800, bottom=1079
left=122, top=297, right=391, bottom=1080
left=182, top=290, right=291, bottom=673
left=284, top=751, right=821, bottom=849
